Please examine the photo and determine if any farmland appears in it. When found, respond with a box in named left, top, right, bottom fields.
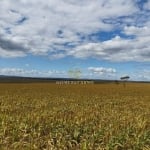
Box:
left=0, top=82, right=150, bottom=149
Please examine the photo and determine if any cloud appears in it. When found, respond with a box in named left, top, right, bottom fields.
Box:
left=131, top=69, right=150, bottom=81
left=144, top=0, right=150, bottom=10
left=69, top=32, right=150, bottom=62
left=0, top=68, right=66, bottom=77
left=69, top=23, right=150, bottom=62
left=0, top=1, right=137, bottom=56
left=0, top=67, right=149, bottom=81
left=0, top=36, right=28, bottom=57
left=0, top=37, right=27, bottom=58
left=0, top=0, right=149, bottom=62
left=88, top=67, right=116, bottom=75
left=0, top=67, right=117, bottom=79
left=123, top=26, right=150, bottom=37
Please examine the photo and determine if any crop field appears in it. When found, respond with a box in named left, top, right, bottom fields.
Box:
left=0, top=82, right=150, bottom=150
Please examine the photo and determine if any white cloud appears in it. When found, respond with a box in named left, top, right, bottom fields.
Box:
left=0, top=0, right=149, bottom=63
left=123, top=26, right=150, bottom=37
left=69, top=22, right=150, bottom=62
left=88, top=66, right=116, bottom=75
left=0, top=0, right=139, bottom=59
left=0, top=68, right=66, bottom=77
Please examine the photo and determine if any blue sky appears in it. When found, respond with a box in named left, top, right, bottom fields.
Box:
left=0, top=0, right=150, bottom=81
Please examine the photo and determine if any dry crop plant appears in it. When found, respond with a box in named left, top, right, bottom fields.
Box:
left=0, top=83, right=149, bottom=149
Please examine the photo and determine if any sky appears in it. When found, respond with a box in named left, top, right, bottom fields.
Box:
left=0, top=0, right=150, bottom=81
